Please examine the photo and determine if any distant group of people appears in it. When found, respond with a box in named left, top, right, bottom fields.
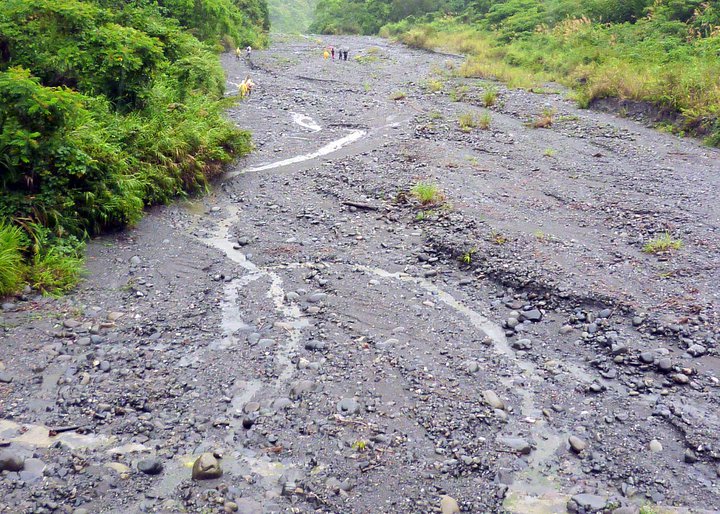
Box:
left=234, top=46, right=254, bottom=99
left=324, top=46, right=349, bottom=61
left=235, top=46, right=252, bottom=60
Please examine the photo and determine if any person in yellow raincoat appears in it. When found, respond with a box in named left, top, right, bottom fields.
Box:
left=239, top=77, right=255, bottom=98
left=323, top=49, right=330, bottom=60
left=235, top=47, right=241, bottom=60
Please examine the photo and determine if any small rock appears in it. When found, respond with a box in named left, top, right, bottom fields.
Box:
left=191, top=453, right=222, bottom=480
left=520, top=309, right=542, bottom=322
left=337, top=398, right=360, bottom=415
left=138, top=458, right=163, bottom=475
left=656, top=358, right=672, bottom=372
left=0, top=450, right=25, bottom=472
left=511, top=338, right=532, bottom=350
left=107, top=312, right=124, bottom=322
left=649, top=440, right=663, bottom=453
left=440, top=495, right=460, bottom=514
left=129, top=256, right=141, bottom=265
left=463, top=360, right=479, bottom=373
left=598, top=308, right=612, bottom=318
left=673, top=373, right=690, bottom=384
left=499, top=437, right=532, bottom=455
left=568, top=435, right=587, bottom=453
left=570, top=494, right=607, bottom=511
left=687, top=344, right=706, bottom=357
left=306, top=292, right=328, bottom=304
left=0, top=372, right=13, bottom=384
left=684, top=449, right=698, bottom=464
left=639, top=352, right=654, bottom=364
left=483, top=390, right=505, bottom=410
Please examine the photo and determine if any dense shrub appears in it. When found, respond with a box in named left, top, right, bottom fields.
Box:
left=0, top=0, right=267, bottom=295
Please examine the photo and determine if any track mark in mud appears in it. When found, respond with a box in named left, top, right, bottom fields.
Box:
left=227, top=113, right=365, bottom=176
left=357, top=265, right=576, bottom=508
left=291, top=112, right=322, bottom=132
left=206, top=206, right=310, bottom=384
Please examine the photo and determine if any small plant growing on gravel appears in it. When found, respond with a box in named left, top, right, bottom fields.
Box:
left=639, top=506, right=658, bottom=514
left=424, top=79, right=444, bottom=93
left=490, top=230, right=508, bottom=245
left=429, top=111, right=443, bottom=120
left=415, top=210, right=436, bottom=221
left=411, top=182, right=444, bottom=206
left=532, top=107, right=557, bottom=128
left=363, top=82, right=372, bottom=92
left=460, top=248, right=476, bottom=264
left=352, top=440, right=368, bottom=452
left=482, top=87, right=498, bottom=107
left=478, top=112, right=492, bottom=130
left=534, top=230, right=546, bottom=240
left=449, top=85, right=469, bottom=102
left=543, top=148, right=556, bottom=157
left=642, top=233, right=683, bottom=254
left=458, top=112, right=479, bottom=132
left=390, top=91, right=407, bottom=101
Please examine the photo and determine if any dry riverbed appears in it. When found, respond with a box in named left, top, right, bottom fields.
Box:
left=1, top=34, right=719, bottom=514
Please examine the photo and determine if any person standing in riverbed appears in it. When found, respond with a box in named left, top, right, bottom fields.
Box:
left=342, top=47, right=349, bottom=61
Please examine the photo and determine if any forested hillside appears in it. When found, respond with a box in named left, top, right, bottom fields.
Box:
left=0, top=0, right=268, bottom=295
left=268, top=0, right=317, bottom=33
left=312, top=0, right=720, bottom=145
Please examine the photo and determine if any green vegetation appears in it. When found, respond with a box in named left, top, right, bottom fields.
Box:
left=490, top=230, right=509, bottom=245
left=0, top=222, right=24, bottom=295
left=424, top=78, right=445, bottom=93
left=478, top=112, right=492, bottom=129
left=482, top=87, right=498, bottom=107
left=351, top=440, right=368, bottom=452
left=458, top=112, right=481, bottom=132
left=313, top=0, right=720, bottom=145
left=543, top=148, right=556, bottom=157
left=460, top=247, right=476, bottom=265
left=531, top=107, right=557, bottom=128
left=642, top=232, right=683, bottom=254
left=411, top=181, right=443, bottom=205
left=390, top=90, right=407, bottom=100
left=449, top=85, right=469, bottom=102
left=0, top=0, right=268, bottom=295
left=268, top=0, right=317, bottom=33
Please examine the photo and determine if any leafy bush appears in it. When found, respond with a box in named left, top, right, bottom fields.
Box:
left=0, top=0, right=267, bottom=294
left=411, top=181, right=444, bottom=205
left=0, top=222, right=25, bottom=295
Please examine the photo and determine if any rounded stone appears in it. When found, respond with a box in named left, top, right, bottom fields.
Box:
left=192, top=453, right=223, bottom=480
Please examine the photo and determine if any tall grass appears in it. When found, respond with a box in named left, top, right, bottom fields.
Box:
left=0, top=223, right=25, bottom=296
left=388, top=17, right=720, bottom=144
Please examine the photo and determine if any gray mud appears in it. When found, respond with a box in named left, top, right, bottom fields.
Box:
left=1, top=34, right=719, bottom=514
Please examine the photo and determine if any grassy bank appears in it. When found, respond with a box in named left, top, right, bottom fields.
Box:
left=0, top=0, right=268, bottom=296
left=383, top=17, right=720, bottom=144
left=311, top=1, right=720, bottom=145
